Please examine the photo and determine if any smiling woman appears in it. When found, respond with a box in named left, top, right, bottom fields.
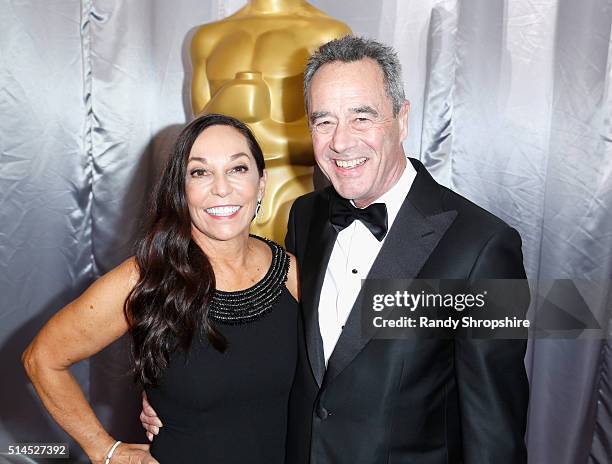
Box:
left=22, top=114, right=299, bottom=464
left=185, top=123, right=266, bottom=244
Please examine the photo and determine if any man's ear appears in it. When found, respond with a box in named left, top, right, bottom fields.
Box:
left=398, top=100, right=410, bottom=141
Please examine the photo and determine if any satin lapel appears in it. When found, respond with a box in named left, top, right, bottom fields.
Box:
left=322, top=196, right=457, bottom=389
left=300, top=190, right=338, bottom=387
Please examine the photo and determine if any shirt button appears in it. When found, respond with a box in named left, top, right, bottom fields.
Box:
left=352, top=269, right=358, bottom=274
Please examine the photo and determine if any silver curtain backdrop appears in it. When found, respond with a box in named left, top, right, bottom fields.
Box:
left=1, top=0, right=611, bottom=463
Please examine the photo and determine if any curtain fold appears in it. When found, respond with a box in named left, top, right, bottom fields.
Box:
left=0, top=1, right=92, bottom=461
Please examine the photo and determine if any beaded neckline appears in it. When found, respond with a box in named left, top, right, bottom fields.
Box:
left=208, top=235, right=290, bottom=325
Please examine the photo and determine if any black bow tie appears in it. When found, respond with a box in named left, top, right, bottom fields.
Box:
left=329, top=195, right=388, bottom=241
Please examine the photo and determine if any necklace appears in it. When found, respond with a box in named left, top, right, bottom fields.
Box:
left=208, top=236, right=290, bottom=325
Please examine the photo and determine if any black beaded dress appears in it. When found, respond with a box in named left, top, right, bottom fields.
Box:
left=146, top=237, right=298, bottom=464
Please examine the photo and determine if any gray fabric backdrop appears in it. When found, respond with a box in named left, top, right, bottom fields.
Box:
left=1, top=0, right=610, bottom=462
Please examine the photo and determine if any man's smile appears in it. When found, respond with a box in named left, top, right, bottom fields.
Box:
left=334, top=157, right=367, bottom=169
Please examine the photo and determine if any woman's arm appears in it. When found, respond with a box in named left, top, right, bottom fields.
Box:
left=22, top=258, right=157, bottom=464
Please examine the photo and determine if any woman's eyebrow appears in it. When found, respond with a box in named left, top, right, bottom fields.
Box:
left=188, top=152, right=249, bottom=163
left=230, top=152, right=249, bottom=160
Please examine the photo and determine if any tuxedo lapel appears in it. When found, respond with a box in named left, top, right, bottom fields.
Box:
left=322, top=159, right=458, bottom=388
left=301, top=189, right=337, bottom=387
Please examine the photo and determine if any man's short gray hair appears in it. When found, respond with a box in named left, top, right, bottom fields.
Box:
left=303, top=35, right=405, bottom=117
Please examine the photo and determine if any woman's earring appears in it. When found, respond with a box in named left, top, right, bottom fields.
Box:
left=255, top=198, right=263, bottom=218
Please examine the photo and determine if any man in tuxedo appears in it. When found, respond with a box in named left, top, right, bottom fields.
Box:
left=140, top=36, right=529, bottom=463
left=283, top=36, right=528, bottom=463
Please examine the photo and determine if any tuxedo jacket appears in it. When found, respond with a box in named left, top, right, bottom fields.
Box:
left=284, top=158, right=529, bottom=464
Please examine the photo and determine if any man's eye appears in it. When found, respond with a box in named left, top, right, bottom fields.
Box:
left=314, top=120, right=336, bottom=132
left=230, top=165, right=248, bottom=173
left=352, top=117, right=373, bottom=131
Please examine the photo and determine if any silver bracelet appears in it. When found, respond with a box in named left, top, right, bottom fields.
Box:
left=104, top=440, right=122, bottom=464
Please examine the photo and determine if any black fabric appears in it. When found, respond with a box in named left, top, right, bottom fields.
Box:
left=329, top=194, right=388, bottom=241
left=146, top=286, right=298, bottom=464
left=285, top=157, right=529, bottom=464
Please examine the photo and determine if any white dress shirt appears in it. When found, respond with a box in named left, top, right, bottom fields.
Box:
left=318, top=159, right=417, bottom=365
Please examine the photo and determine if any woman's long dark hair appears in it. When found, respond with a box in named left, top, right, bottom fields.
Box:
left=125, top=113, right=265, bottom=386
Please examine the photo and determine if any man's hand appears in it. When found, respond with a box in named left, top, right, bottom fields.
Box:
left=140, top=392, right=163, bottom=441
